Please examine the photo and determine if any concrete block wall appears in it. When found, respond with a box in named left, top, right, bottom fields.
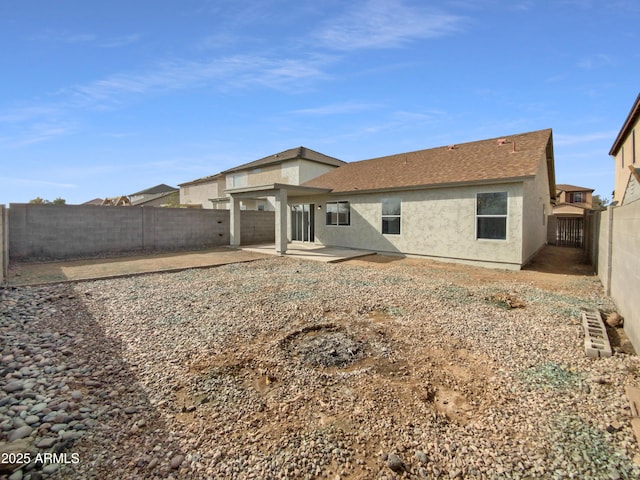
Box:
left=546, top=215, right=558, bottom=245
left=0, top=205, right=7, bottom=283
left=597, top=202, right=640, bottom=353
left=241, top=210, right=275, bottom=244
left=8, top=204, right=274, bottom=262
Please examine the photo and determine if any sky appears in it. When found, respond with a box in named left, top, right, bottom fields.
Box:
left=1, top=0, right=639, bottom=205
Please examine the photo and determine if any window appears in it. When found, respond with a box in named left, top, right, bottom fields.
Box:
left=381, top=198, right=401, bottom=234
left=567, top=192, right=583, bottom=203
left=326, top=201, right=350, bottom=226
left=232, top=173, right=247, bottom=188
left=476, top=192, right=507, bottom=240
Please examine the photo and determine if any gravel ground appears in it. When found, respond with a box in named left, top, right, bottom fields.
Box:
left=1, top=255, right=639, bottom=479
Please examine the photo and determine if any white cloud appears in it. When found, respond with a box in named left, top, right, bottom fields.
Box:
left=554, top=131, right=618, bottom=146
left=577, top=53, right=615, bottom=70
left=67, top=54, right=334, bottom=107
left=316, top=0, right=465, bottom=50
left=291, top=101, right=381, bottom=115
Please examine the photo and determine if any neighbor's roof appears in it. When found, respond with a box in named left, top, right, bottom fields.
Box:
left=556, top=184, right=594, bottom=193
left=178, top=173, right=224, bottom=187
left=130, top=184, right=178, bottom=196
left=221, top=146, right=345, bottom=174
left=303, top=129, right=554, bottom=194
left=610, top=92, right=640, bottom=156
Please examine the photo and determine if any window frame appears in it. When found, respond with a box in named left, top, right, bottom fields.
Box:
left=475, top=192, right=508, bottom=241
left=325, top=200, right=350, bottom=226
left=381, top=197, right=401, bottom=235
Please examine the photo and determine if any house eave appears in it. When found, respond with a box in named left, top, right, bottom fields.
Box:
left=225, top=183, right=332, bottom=199
left=322, top=176, right=535, bottom=196
left=610, top=92, right=640, bottom=156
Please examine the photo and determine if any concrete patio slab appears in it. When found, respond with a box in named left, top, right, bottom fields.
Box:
left=5, top=248, right=269, bottom=286
left=240, top=243, right=375, bottom=263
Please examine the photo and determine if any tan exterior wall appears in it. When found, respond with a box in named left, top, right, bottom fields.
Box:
left=612, top=122, right=639, bottom=204
left=557, top=189, right=593, bottom=207
left=296, top=182, right=525, bottom=269
left=180, top=178, right=226, bottom=209
left=553, top=204, right=586, bottom=216
left=298, top=160, right=342, bottom=184
left=521, top=160, right=553, bottom=264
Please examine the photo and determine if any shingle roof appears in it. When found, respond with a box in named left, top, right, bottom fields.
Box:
left=221, top=146, right=345, bottom=174
left=610, top=92, right=640, bottom=156
left=303, top=129, right=554, bottom=193
left=556, top=184, right=594, bottom=193
left=130, top=184, right=178, bottom=196
left=178, top=173, right=224, bottom=187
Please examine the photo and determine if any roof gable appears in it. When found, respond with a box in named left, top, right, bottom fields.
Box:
left=221, top=146, right=345, bottom=174
left=303, top=129, right=554, bottom=193
left=130, top=184, right=178, bottom=196
left=556, top=184, right=594, bottom=193
left=610, top=92, right=640, bottom=156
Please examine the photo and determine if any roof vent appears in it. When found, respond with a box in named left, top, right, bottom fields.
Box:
left=448, top=145, right=456, bottom=150
left=497, top=138, right=507, bottom=145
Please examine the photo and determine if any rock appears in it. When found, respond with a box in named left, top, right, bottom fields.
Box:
left=4, top=381, right=24, bottom=393
left=50, top=423, right=68, bottom=432
left=0, top=439, right=34, bottom=473
left=42, top=463, right=59, bottom=474
left=8, top=469, right=23, bottom=480
left=606, top=312, right=623, bottom=328
left=386, top=453, right=406, bottom=473
left=24, top=415, right=40, bottom=425
left=170, top=454, right=185, bottom=469
left=36, top=437, right=58, bottom=448
left=8, top=426, right=33, bottom=442
left=415, top=450, right=428, bottom=464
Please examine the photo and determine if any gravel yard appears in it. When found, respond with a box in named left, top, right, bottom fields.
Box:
left=1, top=253, right=640, bottom=479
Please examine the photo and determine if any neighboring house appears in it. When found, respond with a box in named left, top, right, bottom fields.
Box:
left=549, top=184, right=595, bottom=247
left=227, top=129, right=556, bottom=270
left=179, top=147, right=346, bottom=210
left=621, top=166, right=640, bottom=205
left=129, top=184, right=179, bottom=207
left=179, top=174, right=226, bottom=209
left=101, top=196, right=131, bottom=207
left=609, top=92, right=639, bottom=205
left=553, top=184, right=594, bottom=215
left=82, top=198, right=104, bottom=206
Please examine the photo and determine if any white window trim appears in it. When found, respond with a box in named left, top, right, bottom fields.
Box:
left=475, top=192, right=508, bottom=241
left=381, top=198, right=401, bottom=235
left=325, top=200, right=350, bottom=226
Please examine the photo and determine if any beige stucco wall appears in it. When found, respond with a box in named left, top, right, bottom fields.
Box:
left=296, top=182, right=525, bottom=269
left=521, top=160, right=554, bottom=264
left=180, top=178, right=226, bottom=209
left=612, top=121, right=639, bottom=204
left=298, top=160, right=341, bottom=184
left=553, top=204, right=586, bottom=216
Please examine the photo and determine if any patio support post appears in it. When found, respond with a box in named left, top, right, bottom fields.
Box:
left=275, top=189, right=288, bottom=254
left=230, top=195, right=241, bottom=246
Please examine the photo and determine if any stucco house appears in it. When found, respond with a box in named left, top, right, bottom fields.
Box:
left=179, top=174, right=226, bottom=209
left=129, top=184, right=179, bottom=207
left=228, top=129, right=556, bottom=270
left=548, top=184, right=595, bottom=247
left=610, top=92, right=639, bottom=205
left=179, top=147, right=345, bottom=210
